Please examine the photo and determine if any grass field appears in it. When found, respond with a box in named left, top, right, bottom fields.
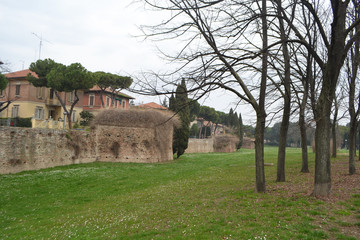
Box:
left=1, top=147, right=359, bottom=239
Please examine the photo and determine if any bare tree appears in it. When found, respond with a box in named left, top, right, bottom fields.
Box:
left=137, top=0, right=278, bottom=192
left=331, top=97, right=339, bottom=158
left=345, top=3, right=360, bottom=174
left=269, top=0, right=292, bottom=182
left=279, top=0, right=360, bottom=196
left=137, top=0, right=360, bottom=196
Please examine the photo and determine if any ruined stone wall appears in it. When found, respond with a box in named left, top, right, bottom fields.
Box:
left=0, top=124, right=173, bottom=174
left=0, top=127, right=97, bottom=174
left=95, top=124, right=173, bottom=163
left=213, top=135, right=239, bottom=153
left=186, top=138, right=214, bottom=153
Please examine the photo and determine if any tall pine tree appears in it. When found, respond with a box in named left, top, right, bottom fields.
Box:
left=169, top=93, right=176, bottom=111
left=173, top=79, right=190, bottom=158
left=237, top=113, right=244, bottom=149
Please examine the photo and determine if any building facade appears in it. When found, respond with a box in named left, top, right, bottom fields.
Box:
left=1, top=69, right=84, bottom=124
left=83, top=86, right=134, bottom=114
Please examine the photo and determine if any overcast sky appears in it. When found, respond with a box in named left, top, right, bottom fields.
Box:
left=0, top=0, right=256, bottom=124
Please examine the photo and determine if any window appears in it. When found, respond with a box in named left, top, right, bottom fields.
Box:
left=122, top=100, right=125, bottom=108
left=106, top=96, right=111, bottom=107
left=37, top=87, right=43, bottom=99
left=34, top=107, right=44, bottom=120
left=0, top=89, right=4, bottom=97
left=48, top=110, right=55, bottom=119
left=49, top=89, right=54, bottom=99
left=15, top=84, right=20, bottom=96
left=69, top=91, right=75, bottom=102
left=89, top=94, right=95, bottom=107
left=11, top=105, right=19, bottom=118
left=71, top=111, right=76, bottom=122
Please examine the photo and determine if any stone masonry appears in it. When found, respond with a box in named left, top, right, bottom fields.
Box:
left=0, top=124, right=173, bottom=174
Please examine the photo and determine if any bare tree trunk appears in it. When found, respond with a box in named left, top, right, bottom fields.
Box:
left=276, top=0, right=291, bottom=182
left=299, top=111, right=309, bottom=173
left=300, top=52, right=310, bottom=173
left=54, top=91, right=71, bottom=129
left=255, top=110, right=266, bottom=192
left=277, top=100, right=290, bottom=182
left=313, top=95, right=332, bottom=196
left=0, top=101, right=11, bottom=113
left=349, top=5, right=360, bottom=169
left=67, top=90, right=80, bottom=129
left=312, top=1, right=349, bottom=197
left=358, top=121, right=360, bottom=161
left=255, top=0, right=268, bottom=192
left=332, top=98, right=338, bottom=158
left=349, top=120, right=357, bottom=174
left=99, top=90, right=105, bottom=108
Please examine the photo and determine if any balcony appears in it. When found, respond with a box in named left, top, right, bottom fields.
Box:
left=45, top=98, right=61, bottom=106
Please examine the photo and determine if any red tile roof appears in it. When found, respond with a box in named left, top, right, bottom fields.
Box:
left=5, top=69, right=38, bottom=79
left=137, top=102, right=168, bottom=110
left=87, top=85, right=134, bottom=99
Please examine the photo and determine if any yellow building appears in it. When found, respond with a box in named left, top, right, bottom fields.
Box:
left=0, top=69, right=84, bottom=128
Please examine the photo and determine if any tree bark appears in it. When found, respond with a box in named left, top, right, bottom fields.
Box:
left=255, top=110, right=266, bottom=192
left=313, top=95, right=332, bottom=196
left=54, top=90, right=71, bottom=129
left=255, top=0, right=267, bottom=192
left=312, top=1, right=348, bottom=197
left=67, top=90, right=80, bottom=130
left=331, top=98, right=338, bottom=158
left=0, top=101, right=11, bottom=113
left=358, top=121, right=360, bottom=161
left=299, top=111, right=309, bottom=173
left=276, top=0, right=291, bottom=182
left=349, top=120, right=357, bottom=174
left=99, top=89, right=105, bottom=108
left=277, top=100, right=290, bottom=182
left=349, top=5, right=360, bottom=168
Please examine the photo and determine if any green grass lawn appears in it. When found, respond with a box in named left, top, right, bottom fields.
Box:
left=1, top=147, right=359, bottom=239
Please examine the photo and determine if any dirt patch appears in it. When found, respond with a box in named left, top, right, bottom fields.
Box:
left=267, top=157, right=360, bottom=239
left=267, top=158, right=360, bottom=201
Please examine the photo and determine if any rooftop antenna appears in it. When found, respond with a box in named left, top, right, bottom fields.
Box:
left=31, top=32, right=51, bottom=60
left=19, top=60, right=25, bottom=70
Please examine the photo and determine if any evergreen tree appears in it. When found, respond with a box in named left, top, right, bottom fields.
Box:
left=237, top=113, right=244, bottom=149
left=228, top=108, right=234, bottom=127
left=188, top=99, right=200, bottom=121
left=173, top=79, right=190, bottom=158
left=80, top=111, right=95, bottom=126
left=0, top=73, right=10, bottom=113
left=228, top=108, right=238, bottom=127
left=169, top=93, right=176, bottom=111
left=28, top=59, right=95, bottom=129
left=161, top=97, right=168, bottom=108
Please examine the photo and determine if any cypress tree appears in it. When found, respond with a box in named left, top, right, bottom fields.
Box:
left=173, top=79, right=190, bottom=158
left=237, top=113, right=244, bottom=149
left=169, top=93, right=176, bottom=111
left=228, top=108, right=238, bottom=127
left=228, top=108, right=234, bottom=127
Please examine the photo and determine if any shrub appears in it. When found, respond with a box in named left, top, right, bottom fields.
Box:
left=92, top=109, right=180, bottom=128
left=1, top=117, right=32, bottom=128
left=16, top=117, right=32, bottom=127
left=80, top=111, right=94, bottom=126
left=213, top=134, right=239, bottom=152
left=190, top=124, right=200, bottom=138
